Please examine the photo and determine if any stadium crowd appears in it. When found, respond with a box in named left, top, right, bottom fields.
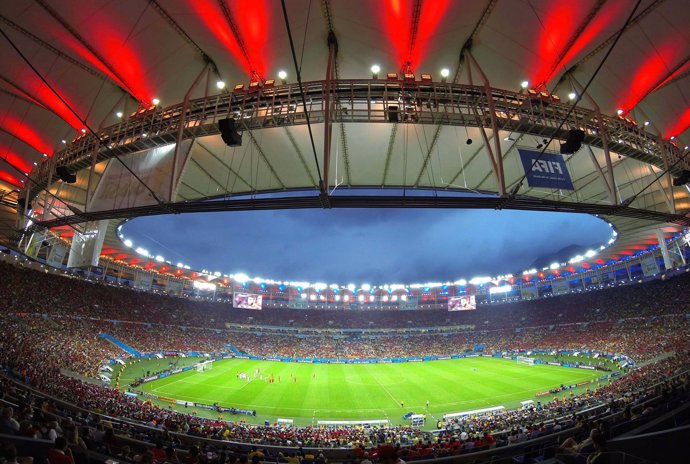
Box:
left=0, top=259, right=689, bottom=462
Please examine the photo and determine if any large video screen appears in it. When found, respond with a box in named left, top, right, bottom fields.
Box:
left=233, top=292, right=263, bottom=310
left=448, top=295, right=476, bottom=311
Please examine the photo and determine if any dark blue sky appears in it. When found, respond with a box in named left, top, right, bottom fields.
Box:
left=122, top=208, right=612, bottom=284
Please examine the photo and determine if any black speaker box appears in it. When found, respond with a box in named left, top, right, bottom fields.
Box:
left=218, top=118, right=242, bottom=147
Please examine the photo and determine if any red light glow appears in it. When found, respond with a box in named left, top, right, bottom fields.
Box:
left=664, top=107, right=690, bottom=139
left=540, top=1, right=625, bottom=86
left=530, top=2, right=582, bottom=88
left=381, top=0, right=450, bottom=72
left=0, top=146, right=32, bottom=173
left=0, top=171, right=22, bottom=188
left=0, top=115, right=54, bottom=155
left=187, top=0, right=271, bottom=79
left=617, top=40, right=684, bottom=114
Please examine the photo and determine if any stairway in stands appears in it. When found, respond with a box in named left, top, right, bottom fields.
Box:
left=225, top=343, right=246, bottom=356
left=99, top=333, right=141, bottom=357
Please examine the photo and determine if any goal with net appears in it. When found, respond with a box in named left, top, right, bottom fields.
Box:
left=196, top=360, right=213, bottom=373
left=516, top=356, right=536, bottom=365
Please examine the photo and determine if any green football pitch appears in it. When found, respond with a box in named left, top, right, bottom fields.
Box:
left=128, top=357, right=608, bottom=427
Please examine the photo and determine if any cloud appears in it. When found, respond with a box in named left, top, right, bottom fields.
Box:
left=124, top=209, right=610, bottom=283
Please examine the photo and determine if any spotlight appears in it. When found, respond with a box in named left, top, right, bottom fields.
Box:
left=568, top=92, right=576, bottom=100
left=278, top=70, right=287, bottom=84
left=670, top=136, right=675, bottom=140
left=216, top=80, right=226, bottom=90
left=152, top=98, right=160, bottom=105
left=441, top=68, right=450, bottom=79
left=466, top=138, right=473, bottom=145
left=644, top=121, right=650, bottom=126
left=61, top=140, right=66, bottom=144
left=520, top=80, right=529, bottom=89
left=116, top=111, right=123, bottom=118
left=616, top=109, right=623, bottom=115
left=371, top=64, right=380, bottom=78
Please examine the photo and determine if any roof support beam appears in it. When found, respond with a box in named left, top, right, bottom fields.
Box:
left=381, top=124, right=399, bottom=186
left=195, top=141, right=253, bottom=193
left=34, top=0, right=139, bottom=102
left=452, top=0, right=498, bottom=83
left=321, top=31, right=337, bottom=200
left=543, top=0, right=607, bottom=90
left=465, top=51, right=505, bottom=196
left=217, top=0, right=261, bottom=81
left=565, top=0, right=664, bottom=71
left=0, top=76, right=48, bottom=110
left=570, top=74, right=618, bottom=205
left=170, top=63, right=211, bottom=202
left=86, top=93, right=129, bottom=211
left=402, top=0, right=423, bottom=74
left=634, top=55, right=690, bottom=104
left=0, top=14, right=118, bottom=86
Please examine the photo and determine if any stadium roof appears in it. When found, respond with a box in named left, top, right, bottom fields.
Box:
left=1, top=0, right=689, bottom=281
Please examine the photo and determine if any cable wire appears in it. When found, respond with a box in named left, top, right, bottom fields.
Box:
left=280, top=0, right=324, bottom=190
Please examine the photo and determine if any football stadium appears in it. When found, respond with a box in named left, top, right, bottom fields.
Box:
left=1, top=1, right=690, bottom=464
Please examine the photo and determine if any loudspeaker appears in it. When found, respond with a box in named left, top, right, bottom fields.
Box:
left=218, top=118, right=242, bottom=147
left=672, top=170, right=690, bottom=186
left=560, top=129, right=585, bottom=155
left=388, top=105, right=399, bottom=123
left=55, top=166, right=77, bottom=184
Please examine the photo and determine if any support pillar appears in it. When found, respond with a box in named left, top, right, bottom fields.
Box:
left=66, top=220, right=109, bottom=269
left=656, top=229, right=672, bottom=270
left=570, top=75, right=617, bottom=204
left=170, top=63, right=211, bottom=202
left=466, top=51, right=505, bottom=196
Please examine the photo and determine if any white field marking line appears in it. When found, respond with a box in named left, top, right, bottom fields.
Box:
left=151, top=373, right=258, bottom=394
left=368, top=372, right=402, bottom=408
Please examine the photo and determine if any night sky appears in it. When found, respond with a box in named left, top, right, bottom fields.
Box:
left=123, top=208, right=612, bottom=284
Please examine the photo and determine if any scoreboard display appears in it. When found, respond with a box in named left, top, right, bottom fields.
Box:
left=448, top=295, right=476, bottom=311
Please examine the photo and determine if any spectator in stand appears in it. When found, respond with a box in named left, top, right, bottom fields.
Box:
left=47, top=437, right=74, bottom=464
left=0, top=407, right=19, bottom=435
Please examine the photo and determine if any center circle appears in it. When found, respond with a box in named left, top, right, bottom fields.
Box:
left=122, top=209, right=612, bottom=283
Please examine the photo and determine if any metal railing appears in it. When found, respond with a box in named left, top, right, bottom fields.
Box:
left=26, top=80, right=687, bottom=198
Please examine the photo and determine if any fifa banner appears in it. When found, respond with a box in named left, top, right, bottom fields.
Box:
left=288, top=293, right=309, bottom=309
left=25, top=232, right=44, bottom=259
left=640, top=255, right=660, bottom=276
left=399, top=296, right=418, bottom=310
left=233, top=292, right=262, bottom=310
left=134, top=272, right=154, bottom=291
left=67, top=220, right=109, bottom=268
left=448, top=295, right=476, bottom=311
left=167, top=280, right=184, bottom=296
left=520, top=284, right=539, bottom=300
left=551, top=279, right=571, bottom=295
left=46, top=243, right=67, bottom=268
left=518, top=148, right=574, bottom=190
